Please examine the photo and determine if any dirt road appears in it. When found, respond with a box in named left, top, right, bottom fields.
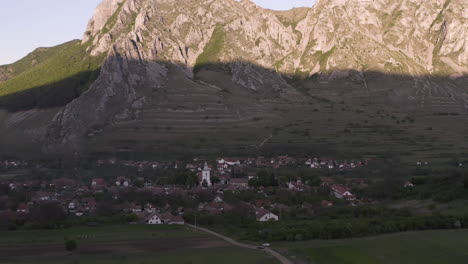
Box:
left=187, top=224, right=293, bottom=264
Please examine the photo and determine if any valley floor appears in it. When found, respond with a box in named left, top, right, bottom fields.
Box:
left=0, top=225, right=278, bottom=264
left=276, top=229, right=468, bottom=264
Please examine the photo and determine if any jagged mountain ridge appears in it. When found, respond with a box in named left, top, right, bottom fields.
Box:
left=83, top=0, right=467, bottom=74
left=1, top=0, right=467, bottom=158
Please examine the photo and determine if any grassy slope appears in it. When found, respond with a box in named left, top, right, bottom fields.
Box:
left=193, top=25, right=226, bottom=73
left=0, top=40, right=105, bottom=110
left=279, top=229, right=468, bottom=264
left=0, top=41, right=78, bottom=81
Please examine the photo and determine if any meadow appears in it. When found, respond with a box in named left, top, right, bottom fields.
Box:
left=277, top=229, right=468, bottom=264
left=0, top=225, right=278, bottom=264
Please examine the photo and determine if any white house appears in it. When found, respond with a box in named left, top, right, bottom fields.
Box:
left=256, top=208, right=279, bottom=222
left=146, top=213, right=163, bottom=224
left=217, top=158, right=241, bottom=166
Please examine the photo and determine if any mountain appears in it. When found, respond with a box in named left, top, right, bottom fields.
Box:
left=0, top=0, right=467, bottom=160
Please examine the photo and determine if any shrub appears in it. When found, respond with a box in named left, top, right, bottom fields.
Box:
left=65, top=239, right=77, bottom=252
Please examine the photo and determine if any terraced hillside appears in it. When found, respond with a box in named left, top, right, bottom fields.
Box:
left=0, top=0, right=467, bottom=160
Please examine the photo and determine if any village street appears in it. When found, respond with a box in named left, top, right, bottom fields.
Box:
left=188, top=224, right=294, bottom=264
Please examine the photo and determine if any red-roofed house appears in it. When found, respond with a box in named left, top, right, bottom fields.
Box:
left=331, top=184, right=356, bottom=200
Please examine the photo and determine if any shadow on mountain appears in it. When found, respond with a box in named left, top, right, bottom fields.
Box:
left=1, top=57, right=468, bottom=161
left=0, top=69, right=101, bottom=112
left=0, top=57, right=467, bottom=113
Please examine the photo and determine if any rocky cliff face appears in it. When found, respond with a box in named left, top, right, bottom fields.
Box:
left=40, top=0, right=467, bottom=154
left=83, top=0, right=467, bottom=74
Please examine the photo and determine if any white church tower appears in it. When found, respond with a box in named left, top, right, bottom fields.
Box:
left=201, top=162, right=212, bottom=187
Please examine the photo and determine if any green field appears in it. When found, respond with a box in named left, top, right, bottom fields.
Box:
left=0, top=225, right=278, bottom=264
left=278, top=229, right=468, bottom=264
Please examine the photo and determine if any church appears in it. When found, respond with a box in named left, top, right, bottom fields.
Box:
left=199, top=162, right=212, bottom=187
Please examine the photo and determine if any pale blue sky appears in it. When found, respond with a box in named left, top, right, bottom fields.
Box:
left=0, top=0, right=316, bottom=65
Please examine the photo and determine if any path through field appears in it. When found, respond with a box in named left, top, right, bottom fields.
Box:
left=188, top=224, right=293, bottom=264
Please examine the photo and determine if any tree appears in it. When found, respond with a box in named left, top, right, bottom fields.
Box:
left=248, top=178, right=260, bottom=188
left=201, top=179, right=208, bottom=188
left=185, top=173, right=199, bottom=188
left=211, top=176, right=220, bottom=185
left=65, top=239, right=77, bottom=252
left=30, top=202, right=66, bottom=228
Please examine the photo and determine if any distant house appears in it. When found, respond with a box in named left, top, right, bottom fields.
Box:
left=91, top=178, right=106, bottom=187
left=146, top=213, right=163, bottom=224
left=82, top=197, right=97, bottom=212
left=288, top=180, right=305, bottom=192
left=34, top=192, right=56, bottom=202
left=16, top=203, right=29, bottom=213
left=167, top=215, right=185, bottom=225
left=52, top=178, right=76, bottom=189
left=230, top=178, right=249, bottom=188
left=253, top=199, right=272, bottom=208
left=199, top=201, right=233, bottom=215
left=219, top=174, right=231, bottom=185
left=331, top=184, right=355, bottom=200
left=126, top=203, right=142, bottom=213
left=68, top=200, right=79, bottom=211
left=116, top=177, right=131, bottom=187
left=217, top=158, right=241, bottom=166
left=256, top=208, right=279, bottom=222
left=91, top=178, right=107, bottom=192
left=75, top=210, right=84, bottom=217
left=144, top=203, right=159, bottom=213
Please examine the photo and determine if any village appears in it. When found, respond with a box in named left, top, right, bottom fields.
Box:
left=0, top=155, right=391, bottom=229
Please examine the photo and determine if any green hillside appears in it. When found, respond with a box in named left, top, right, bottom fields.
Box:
left=0, top=40, right=105, bottom=111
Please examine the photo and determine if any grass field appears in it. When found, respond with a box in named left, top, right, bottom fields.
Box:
left=277, top=229, right=468, bottom=264
left=0, top=225, right=278, bottom=264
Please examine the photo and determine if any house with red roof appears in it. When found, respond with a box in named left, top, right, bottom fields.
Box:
left=331, top=184, right=356, bottom=200
left=16, top=203, right=30, bottom=213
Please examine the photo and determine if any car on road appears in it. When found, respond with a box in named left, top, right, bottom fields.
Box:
left=262, top=243, right=271, bottom=247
